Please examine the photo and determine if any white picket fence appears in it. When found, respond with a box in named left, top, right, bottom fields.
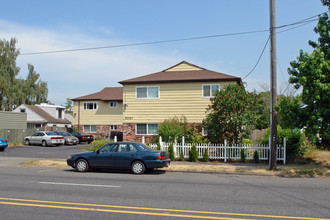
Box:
left=147, top=138, right=286, bottom=164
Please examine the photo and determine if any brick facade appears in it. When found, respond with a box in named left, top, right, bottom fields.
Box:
left=122, top=123, right=157, bottom=143
left=73, top=123, right=203, bottom=143
left=72, top=125, right=123, bottom=135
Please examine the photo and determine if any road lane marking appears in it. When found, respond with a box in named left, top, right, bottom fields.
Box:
left=0, top=201, right=252, bottom=220
left=0, top=197, right=328, bottom=220
left=39, top=181, right=121, bottom=188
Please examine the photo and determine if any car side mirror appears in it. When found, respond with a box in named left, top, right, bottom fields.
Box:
left=96, top=150, right=100, bottom=154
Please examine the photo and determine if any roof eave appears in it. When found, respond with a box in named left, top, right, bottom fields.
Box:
left=119, top=78, right=242, bottom=85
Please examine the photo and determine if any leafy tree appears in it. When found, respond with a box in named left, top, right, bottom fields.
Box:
left=64, top=97, right=73, bottom=115
left=277, top=95, right=304, bottom=129
left=203, top=84, right=258, bottom=144
left=254, top=91, right=270, bottom=130
left=287, top=1, right=330, bottom=146
left=0, top=38, right=48, bottom=110
left=0, top=38, right=20, bottom=110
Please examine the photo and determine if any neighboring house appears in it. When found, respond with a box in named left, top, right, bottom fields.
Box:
left=71, top=61, right=241, bottom=142
left=12, top=103, right=71, bottom=129
left=71, top=87, right=123, bottom=134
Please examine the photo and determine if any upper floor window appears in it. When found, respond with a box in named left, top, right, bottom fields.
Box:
left=202, top=84, right=220, bottom=98
left=136, top=86, right=159, bottom=99
left=109, top=101, right=118, bottom=108
left=84, top=102, right=98, bottom=110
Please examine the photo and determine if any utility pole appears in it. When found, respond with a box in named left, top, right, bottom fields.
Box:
left=269, top=0, right=277, bottom=170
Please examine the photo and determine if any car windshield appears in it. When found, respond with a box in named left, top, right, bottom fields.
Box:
left=135, top=143, right=153, bottom=152
left=45, top=131, right=58, bottom=136
left=58, top=132, right=70, bottom=136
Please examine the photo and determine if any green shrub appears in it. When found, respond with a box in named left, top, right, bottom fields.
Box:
left=157, top=142, right=161, bottom=150
left=202, top=149, right=209, bottom=162
left=85, top=139, right=110, bottom=152
left=179, top=148, right=184, bottom=161
left=168, top=143, right=175, bottom=161
left=189, top=144, right=199, bottom=162
left=260, top=126, right=309, bottom=162
left=240, top=149, right=246, bottom=163
left=242, top=139, right=252, bottom=144
left=253, top=150, right=260, bottom=163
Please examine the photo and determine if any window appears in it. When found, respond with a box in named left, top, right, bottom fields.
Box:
left=20, top=108, right=26, bottom=113
left=100, top=143, right=118, bottom=153
left=84, top=125, right=97, bottom=133
left=110, top=125, right=117, bottom=130
left=136, top=86, right=159, bottom=99
left=109, top=101, right=118, bottom=108
left=84, top=102, right=98, bottom=110
left=58, top=109, right=63, bottom=119
left=202, top=84, right=220, bottom=98
left=136, top=124, right=158, bottom=135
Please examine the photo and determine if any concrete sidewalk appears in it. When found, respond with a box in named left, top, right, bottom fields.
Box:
left=1, top=157, right=329, bottom=178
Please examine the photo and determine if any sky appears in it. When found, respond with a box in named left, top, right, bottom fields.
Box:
left=0, top=0, right=326, bottom=106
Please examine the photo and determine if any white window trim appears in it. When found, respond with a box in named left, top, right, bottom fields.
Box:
left=109, top=101, right=118, bottom=108
left=110, top=125, right=117, bottom=130
left=135, top=86, right=160, bottom=99
left=202, top=84, right=220, bottom=98
left=83, top=102, right=98, bottom=110
left=84, top=125, right=97, bottom=133
left=136, top=124, right=159, bottom=135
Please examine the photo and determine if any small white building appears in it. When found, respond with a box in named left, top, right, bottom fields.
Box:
left=12, top=103, right=72, bottom=129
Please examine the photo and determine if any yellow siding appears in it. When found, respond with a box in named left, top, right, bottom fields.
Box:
left=123, top=81, right=236, bottom=124
left=73, top=101, right=123, bottom=125
left=165, top=62, right=202, bottom=72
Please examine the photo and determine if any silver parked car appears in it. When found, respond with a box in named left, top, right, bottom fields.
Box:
left=24, top=131, right=65, bottom=147
left=54, top=131, right=78, bottom=145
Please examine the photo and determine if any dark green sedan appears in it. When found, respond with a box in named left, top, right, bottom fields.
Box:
left=67, top=142, right=170, bottom=174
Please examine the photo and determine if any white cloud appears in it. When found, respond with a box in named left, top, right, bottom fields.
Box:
left=0, top=19, right=179, bottom=105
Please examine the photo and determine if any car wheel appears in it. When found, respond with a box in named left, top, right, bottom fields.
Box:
left=25, top=139, right=30, bottom=145
left=75, top=159, right=89, bottom=172
left=0, top=148, right=4, bottom=152
left=131, top=161, right=145, bottom=174
left=42, top=140, right=47, bottom=147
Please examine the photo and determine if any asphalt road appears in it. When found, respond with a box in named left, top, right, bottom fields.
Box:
left=0, top=145, right=329, bottom=219
left=1, top=144, right=88, bottom=159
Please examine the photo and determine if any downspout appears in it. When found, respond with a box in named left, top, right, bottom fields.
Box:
left=78, top=101, right=80, bottom=131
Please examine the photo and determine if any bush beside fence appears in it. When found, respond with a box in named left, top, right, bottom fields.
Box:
left=148, top=138, right=286, bottom=164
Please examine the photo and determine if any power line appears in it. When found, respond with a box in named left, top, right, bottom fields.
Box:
left=242, top=36, right=270, bottom=80
left=19, top=11, right=326, bottom=56
left=19, top=30, right=268, bottom=56
left=241, top=13, right=324, bottom=80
